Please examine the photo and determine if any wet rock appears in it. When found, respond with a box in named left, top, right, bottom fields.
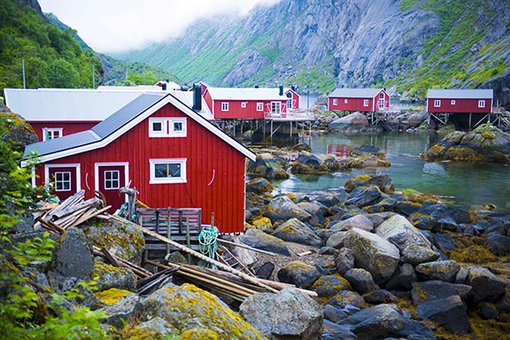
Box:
left=363, top=289, right=398, bottom=304
left=253, top=261, right=275, bottom=280
left=242, top=228, right=291, bottom=256
left=251, top=217, right=273, bottom=232
left=415, top=260, right=460, bottom=282
left=312, top=190, right=346, bottom=207
left=345, top=228, right=400, bottom=283
left=311, top=274, right=352, bottom=297
left=297, top=201, right=327, bottom=226
left=467, top=266, right=506, bottom=302
left=344, top=268, right=379, bottom=294
left=411, top=281, right=473, bottom=304
left=264, top=195, right=311, bottom=223
left=486, top=231, right=510, bottom=256
left=326, top=231, right=349, bottom=249
left=246, top=177, right=274, bottom=194
left=322, top=320, right=357, bottom=340
left=277, top=260, right=320, bottom=289
left=99, top=294, right=142, bottom=328
left=346, top=185, right=385, bottom=208
left=249, top=153, right=289, bottom=179
left=334, top=247, right=355, bottom=275
left=384, top=263, right=417, bottom=291
left=344, top=174, right=395, bottom=194
left=375, top=214, right=432, bottom=251
left=329, top=214, right=374, bottom=232
left=296, top=152, right=324, bottom=169
left=143, top=283, right=263, bottom=338
left=402, top=244, right=440, bottom=266
left=496, top=289, right=510, bottom=313
left=327, top=290, right=366, bottom=309
left=408, top=111, right=428, bottom=128
left=52, top=228, right=94, bottom=280
left=363, top=197, right=398, bottom=213
left=395, top=201, right=422, bottom=217
left=240, top=288, right=323, bottom=340
left=272, top=218, right=322, bottom=247
left=416, top=295, right=471, bottom=333
left=339, top=304, right=409, bottom=340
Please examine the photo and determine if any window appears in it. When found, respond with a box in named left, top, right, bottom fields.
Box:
left=256, top=102, right=264, bottom=111
left=379, top=93, right=384, bottom=99
left=451, top=100, right=456, bottom=105
left=478, top=100, right=485, bottom=108
left=104, top=170, right=120, bottom=190
left=149, top=118, right=187, bottom=137
left=363, top=99, right=369, bottom=107
left=241, top=102, right=247, bottom=108
left=150, top=159, right=186, bottom=184
left=43, top=128, right=63, bottom=141
left=287, top=99, right=293, bottom=109
left=344, top=99, right=348, bottom=104
left=434, top=100, right=441, bottom=107
left=54, top=172, right=71, bottom=191
left=222, top=102, right=229, bottom=111
left=271, top=102, right=281, bottom=114
left=333, top=99, right=338, bottom=105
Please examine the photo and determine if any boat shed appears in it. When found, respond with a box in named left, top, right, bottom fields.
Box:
left=23, top=92, right=255, bottom=234
left=328, top=88, right=390, bottom=113
left=427, top=89, right=493, bottom=114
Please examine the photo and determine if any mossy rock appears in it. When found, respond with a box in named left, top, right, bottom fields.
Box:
left=251, top=217, right=273, bottom=232
left=95, top=288, right=134, bottom=306
left=403, top=188, right=441, bottom=204
left=291, top=162, right=314, bottom=174
left=311, top=274, right=352, bottom=297
left=93, top=260, right=137, bottom=291
left=277, top=260, right=321, bottom=289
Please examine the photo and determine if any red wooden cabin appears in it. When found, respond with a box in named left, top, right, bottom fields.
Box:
left=427, top=89, right=493, bottom=113
left=201, top=83, right=300, bottom=120
left=23, top=93, right=255, bottom=234
left=4, top=89, right=142, bottom=141
left=328, top=88, right=390, bottom=113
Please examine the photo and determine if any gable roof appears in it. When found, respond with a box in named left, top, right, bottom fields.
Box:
left=329, top=88, right=385, bottom=98
left=4, top=88, right=142, bottom=121
left=205, top=86, right=294, bottom=101
left=23, top=93, right=256, bottom=166
left=427, top=89, right=493, bottom=99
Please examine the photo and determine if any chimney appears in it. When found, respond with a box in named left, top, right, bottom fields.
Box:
left=192, top=84, right=202, bottom=111
left=279, top=85, right=284, bottom=96
left=161, top=83, right=167, bottom=91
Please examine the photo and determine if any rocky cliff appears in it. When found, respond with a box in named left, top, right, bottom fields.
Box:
left=119, top=0, right=510, bottom=103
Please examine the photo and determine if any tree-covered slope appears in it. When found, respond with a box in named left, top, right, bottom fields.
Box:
left=118, top=0, right=510, bottom=101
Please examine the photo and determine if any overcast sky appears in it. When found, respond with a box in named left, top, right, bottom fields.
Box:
left=38, top=0, right=280, bottom=54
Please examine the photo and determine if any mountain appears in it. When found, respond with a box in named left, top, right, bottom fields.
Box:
left=118, top=0, right=510, bottom=104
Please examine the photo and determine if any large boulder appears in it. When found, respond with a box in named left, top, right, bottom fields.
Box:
left=322, top=320, right=357, bottom=340
left=345, top=186, right=385, bottom=208
left=402, top=244, right=440, bottom=266
left=329, top=214, right=374, bottom=232
left=246, top=177, right=274, bottom=194
left=344, top=174, right=395, bottom=194
left=240, top=288, right=323, bottom=339
left=51, top=228, right=94, bottom=280
left=486, top=232, right=510, bottom=256
left=344, top=268, right=379, bottom=295
left=423, top=124, right=510, bottom=163
left=415, top=260, right=460, bottom=282
left=329, top=112, right=369, bottom=132
left=93, top=260, right=137, bottom=291
left=272, top=218, right=322, bottom=247
left=411, top=281, right=473, bottom=304
left=242, top=228, right=290, bottom=256
left=375, top=214, right=432, bottom=252
left=264, top=195, right=311, bottom=223
left=98, top=293, right=142, bottom=328
left=334, top=247, right=355, bottom=275
left=408, top=111, right=428, bottom=128
left=251, top=217, right=273, bottom=232
left=345, top=228, right=400, bottom=283
left=142, top=283, right=263, bottom=338
left=326, top=231, right=349, bottom=249
left=467, top=266, right=506, bottom=302
left=384, top=263, right=417, bottom=291
left=327, top=290, right=366, bottom=310
left=339, top=304, right=409, bottom=340
left=248, top=153, right=289, bottom=179
left=277, top=260, right=321, bottom=289
left=311, top=274, right=352, bottom=297
left=416, top=295, right=471, bottom=333
left=297, top=201, right=327, bottom=226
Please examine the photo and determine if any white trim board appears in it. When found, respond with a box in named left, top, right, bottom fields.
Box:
left=44, top=163, right=81, bottom=192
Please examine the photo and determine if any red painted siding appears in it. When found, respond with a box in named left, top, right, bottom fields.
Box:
left=30, top=121, right=99, bottom=141
left=213, top=100, right=287, bottom=119
left=328, top=90, right=390, bottom=113
left=427, top=98, right=492, bottom=113
left=285, top=90, right=300, bottom=110
left=35, top=103, right=247, bottom=233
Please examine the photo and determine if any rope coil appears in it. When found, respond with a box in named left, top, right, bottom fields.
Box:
left=198, top=226, right=219, bottom=265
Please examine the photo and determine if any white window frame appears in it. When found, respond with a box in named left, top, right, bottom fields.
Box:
left=42, top=128, right=63, bottom=141
left=478, top=100, right=485, bottom=108
left=333, top=98, right=338, bottom=105
left=363, top=99, right=369, bottom=107
left=379, top=93, right=385, bottom=99
left=434, top=100, right=441, bottom=107
left=44, top=163, right=81, bottom=192
left=54, top=171, right=72, bottom=192
left=344, top=99, right=348, bottom=104
left=149, top=158, right=187, bottom=184
left=221, top=102, right=229, bottom=111
left=149, top=117, right=187, bottom=138
left=271, top=101, right=281, bottom=114
left=241, top=102, right=247, bottom=108
left=451, top=100, right=456, bottom=105
left=94, top=162, right=129, bottom=195
left=104, top=170, right=120, bottom=190
left=256, top=102, right=264, bottom=111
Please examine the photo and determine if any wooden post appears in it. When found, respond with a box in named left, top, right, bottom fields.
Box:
left=469, top=113, right=472, bottom=130
left=289, top=121, right=292, bottom=141
left=185, top=218, right=191, bottom=263
left=166, top=208, right=172, bottom=258
left=270, top=120, right=273, bottom=145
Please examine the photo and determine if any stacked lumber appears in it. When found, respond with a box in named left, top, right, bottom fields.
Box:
left=35, top=190, right=111, bottom=232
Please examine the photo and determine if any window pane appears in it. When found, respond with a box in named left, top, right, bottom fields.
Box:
left=153, top=122, right=162, bottom=132
left=155, top=164, right=168, bottom=178
left=174, top=122, right=183, bottom=131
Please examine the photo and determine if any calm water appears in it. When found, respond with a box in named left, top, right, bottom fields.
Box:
left=274, top=132, right=510, bottom=211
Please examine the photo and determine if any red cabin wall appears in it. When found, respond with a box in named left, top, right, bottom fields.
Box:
left=286, top=90, right=300, bottom=109
left=427, top=98, right=492, bottom=113
left=34, top=103, right=247, bottom=233
left=30, top=121, right=99, bottom=141
left=328, top=97, right=375, bottom=112
left=213, top=100, right=287, bottom=119
left=202, top=87, right=214, bottom=116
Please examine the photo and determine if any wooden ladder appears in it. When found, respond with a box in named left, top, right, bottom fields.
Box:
left=218, top=245, right=255, bottom=277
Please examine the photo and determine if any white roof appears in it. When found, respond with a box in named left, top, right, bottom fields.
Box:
left=329, top=88, right=384, bottom=98
left=97, top=83, right=181, bottom=92
left=427, top=89, right=493, bottom=99
left=4, top=88, right=142, bottom=121
left=206, top=86, right=293, bottom=101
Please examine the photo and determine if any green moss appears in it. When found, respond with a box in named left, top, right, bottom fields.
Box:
left=95, top=288, right=133, bottom=306
left=399, top=0, right=420, bottom=12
